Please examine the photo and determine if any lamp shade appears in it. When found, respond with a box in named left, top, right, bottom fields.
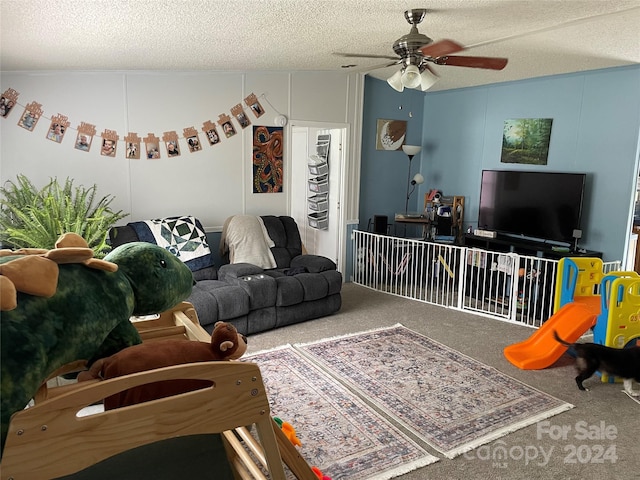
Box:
left=387, top=70, right=404, bottom=92
left=402, top=144, right=422, bottom=156
left=412, top=173, right=424, bottom=185
left=420, top=68, right=439, bottom=91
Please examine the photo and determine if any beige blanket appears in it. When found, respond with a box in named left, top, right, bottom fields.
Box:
left=220, top=215, right=277, bottom=269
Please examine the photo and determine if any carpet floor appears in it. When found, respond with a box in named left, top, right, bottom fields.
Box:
left=245, top=344, right=438, bottom=479
left=245, top=284, right=640, bottom=480
left=246, top=324, right=572, bottom=478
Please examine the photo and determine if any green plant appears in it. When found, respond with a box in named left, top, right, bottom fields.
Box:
left=0, top=174, right=128, bottom=257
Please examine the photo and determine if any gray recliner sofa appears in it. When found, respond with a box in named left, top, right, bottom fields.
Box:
left=108, top=215, right=342, bottom=335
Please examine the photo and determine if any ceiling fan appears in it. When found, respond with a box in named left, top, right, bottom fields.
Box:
left=336, top=9, right=508, bottom=92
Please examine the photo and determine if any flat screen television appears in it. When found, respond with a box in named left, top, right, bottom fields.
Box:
left=478, top=170, right=586, bottom=245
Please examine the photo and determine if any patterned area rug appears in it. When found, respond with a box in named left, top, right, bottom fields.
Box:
left=297, top=324, right=573, bottom=459
left=244, top=346, right=439, bottom=480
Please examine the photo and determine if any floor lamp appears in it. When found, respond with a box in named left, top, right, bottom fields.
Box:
left=402, top=145, right=423, bottom=215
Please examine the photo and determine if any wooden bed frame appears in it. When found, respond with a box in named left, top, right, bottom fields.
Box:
left=1, top=302, right=317, bottom=480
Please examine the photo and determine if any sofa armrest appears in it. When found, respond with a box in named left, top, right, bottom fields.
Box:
left=290, top=255, right=337, bottom=273
left=218, top=263, right=265, bottom=282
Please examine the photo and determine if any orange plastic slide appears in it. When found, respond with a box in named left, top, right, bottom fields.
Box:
left=503, top=300, right=598, bottom=370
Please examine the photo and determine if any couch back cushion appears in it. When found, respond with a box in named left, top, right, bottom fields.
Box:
left=109, top=216, right=217, bottom=281
left=260, top=215, right=303, bottom=269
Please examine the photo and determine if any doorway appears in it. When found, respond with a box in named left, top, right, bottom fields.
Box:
left=290, top=122, right=348, bottom=272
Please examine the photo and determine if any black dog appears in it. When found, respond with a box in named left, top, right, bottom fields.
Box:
left=553, top=331, right=640, bottom=396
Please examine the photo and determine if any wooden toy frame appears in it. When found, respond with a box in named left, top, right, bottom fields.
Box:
left=1, top=302, right=316, bottom=480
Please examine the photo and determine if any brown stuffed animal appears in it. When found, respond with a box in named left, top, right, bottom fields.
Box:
left=78, top=321, right=247, bottom=409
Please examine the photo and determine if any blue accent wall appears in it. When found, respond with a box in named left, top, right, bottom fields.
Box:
left=359, top=77, right=425, bottom=235
left=361, top=65, right=640, bottom=262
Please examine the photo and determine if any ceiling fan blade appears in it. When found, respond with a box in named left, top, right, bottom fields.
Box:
left=334, top=52, right=400, bottom=61
left=359, top=61, right=401, bottom=72
left=433, top=55, right=508, bottom=70
left=419, top=39, right=465, bottom=58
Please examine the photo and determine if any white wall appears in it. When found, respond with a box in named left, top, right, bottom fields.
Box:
left=1, top=71, right=363, bottom=234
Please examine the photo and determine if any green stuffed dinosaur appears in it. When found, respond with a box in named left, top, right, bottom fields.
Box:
left=0, top=234, right=194, bottom=456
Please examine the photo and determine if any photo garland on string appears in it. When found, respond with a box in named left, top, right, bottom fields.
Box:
left=183, top=126, right=202, bottom=153
left=202, top=120, right=221, bottom=146
left=125, top=132, right=142, bottom=159
left=4, top=86, right=280, bottom=159
left=144, top=133, right=161, bottom=159
left=100, top=129, right=119, bottom=157
left=244, top=93, right=264, bottom=118
left=74, top=122, right=96, bottom=152
left=1, top=88, right=19, bottom=119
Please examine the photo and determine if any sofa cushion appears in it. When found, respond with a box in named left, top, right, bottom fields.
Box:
left=322, top=270, right=343, bottom=296
left=296, top=273, right=329, bottom=301
left=109, top=225, right=139, bottom=246
left=218, top=263, right=264, bottom=282
left=270, top=275, right=304, bottom=307
left=187, top=281, right=250, bottom=326
left=275, top=294, right=342, bottom=328
left=235, top=274, right=277, bottom=310
left=290, top=254, right=337, bottom=273
left=261, top=216, right=303, bottom=268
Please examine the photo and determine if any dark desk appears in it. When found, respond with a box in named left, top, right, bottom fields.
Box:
left=394, top=214, right=430, bottom=239
left=464, top=234, right=602, bottom=260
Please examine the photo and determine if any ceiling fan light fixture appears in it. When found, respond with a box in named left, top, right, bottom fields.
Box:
left=401, top=64, right=422, bottom=89
left=420, top=68, right=439, bottom=91
left=387, top=69, right=405, bottom=92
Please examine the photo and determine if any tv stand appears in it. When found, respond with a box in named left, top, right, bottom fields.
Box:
left=464, top=234, right=602, bottom=259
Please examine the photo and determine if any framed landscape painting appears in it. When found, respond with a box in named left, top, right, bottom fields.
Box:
left=501, top=118, right=553, bottom=165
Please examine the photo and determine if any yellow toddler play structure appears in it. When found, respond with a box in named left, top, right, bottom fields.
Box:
left=505, top=257, right=640, bottom=378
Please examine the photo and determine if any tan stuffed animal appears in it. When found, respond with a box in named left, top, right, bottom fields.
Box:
left=78, top=321, right=248, bottom=409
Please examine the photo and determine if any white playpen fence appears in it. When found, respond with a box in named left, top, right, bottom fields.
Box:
left=351, top=230, right=621, bottom=328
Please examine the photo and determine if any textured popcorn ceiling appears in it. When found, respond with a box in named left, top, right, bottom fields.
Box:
left=1, top=0, right=639, bottom=91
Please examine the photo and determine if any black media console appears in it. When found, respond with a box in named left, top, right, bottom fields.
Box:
left=464, top=234, right=602, bottom=260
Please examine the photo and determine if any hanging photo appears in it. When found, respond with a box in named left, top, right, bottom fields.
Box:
left=17, top=101, right=43, bottom=132
left=218, top=113, right=236, bottom=138
left=100, top=138, right=116, bottom=157
left=232, top=103, right=251, bottom=129
left=46, top=123, right=65, bottom=143
left=74, top=121, right=96, bottom=152
left=1, top=88, right=19, bottom=118
left=144, top=133, right=161, bottom=159
left=46, top=114, right=70, bottom=144
left=244, top=93, right=264, bottom=118
left=202, top=120, right=221, bottom=146
left=252, top=125, right=284, bottom=193
left=125, top=132, right=142, bottom=159
left=183, top=126, right=202, bottom=153
left=100, top=129, right=119, bottom=157
left=163, top=131, right=180, bottom=157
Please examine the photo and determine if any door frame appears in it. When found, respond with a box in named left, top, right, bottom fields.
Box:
left=288, top=120, right=350, bottom=273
